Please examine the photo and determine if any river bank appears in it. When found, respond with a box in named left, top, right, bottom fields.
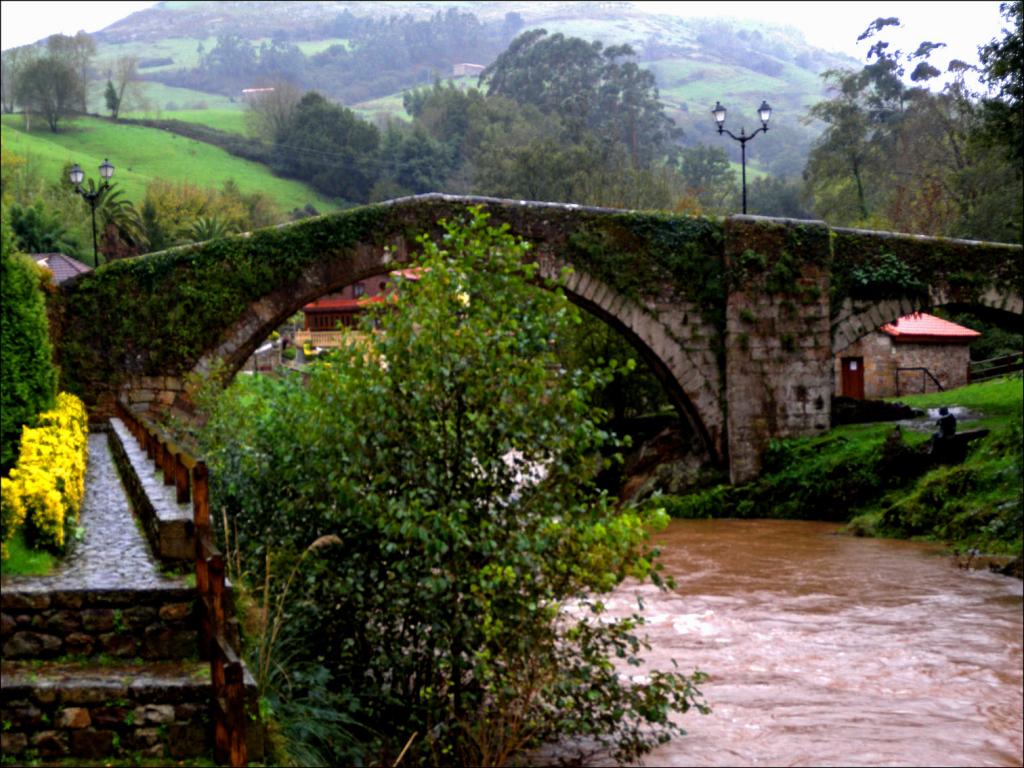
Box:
left=641, top=377, right=1023, bottom=572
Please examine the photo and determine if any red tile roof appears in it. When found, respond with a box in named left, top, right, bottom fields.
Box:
left=303, top=295, right=385, bottom=312
left=32, top=253, right=92, bottom=284
left=881, top=313, right=981, bottom=341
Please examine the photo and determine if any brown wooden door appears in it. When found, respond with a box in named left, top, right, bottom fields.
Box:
left=841, top=357, right=865, bottom=399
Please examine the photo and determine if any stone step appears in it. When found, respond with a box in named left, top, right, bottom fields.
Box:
left=1, top=659, right=214, bottom=761
left=1, top=586, right=199, bottom=661
left=108, top=418, right=195, bottom=564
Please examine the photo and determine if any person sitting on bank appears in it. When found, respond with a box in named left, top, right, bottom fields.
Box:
left=929, top=406, right=957, bottom=453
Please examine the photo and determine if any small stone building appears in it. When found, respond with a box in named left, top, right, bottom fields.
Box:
left=835, top=313, right=980, bottom=398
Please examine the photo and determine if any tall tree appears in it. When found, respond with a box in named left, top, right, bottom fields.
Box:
left=273, top=92, right=380, bottom=202
left=244, top=79, right=302, bottom=142
left=480, top=30, right=680, bottom=166
left=13, top=57, right=80, bottom=132
left=0, top=47, right=39, bottom=115
left=977, top=1, right=1023, bottom=165
left=104, top=56, right=138, bottom=121
left=46, top=32, right=95, bottom=113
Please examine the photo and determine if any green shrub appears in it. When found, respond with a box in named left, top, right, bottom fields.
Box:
left=200, top=208, right=708, bottom=766
left=1, top=213, right=57, bottom=474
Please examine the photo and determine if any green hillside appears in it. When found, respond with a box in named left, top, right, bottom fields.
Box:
left=1, top=116, right=338, bottom=213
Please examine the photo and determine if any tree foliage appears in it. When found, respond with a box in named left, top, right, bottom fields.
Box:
left=13, top=56, right=81, bottom=133
left=199, top=209, right=707, bottom=766
left=481, top=30, right=680, bottom=166
left=8, top=200, right=82, bottom=257
left=1, top=215, right=57, bottom=474
left=271, top=92, right=380, bottom=202
left=803, top=15, right=1022, bottom=242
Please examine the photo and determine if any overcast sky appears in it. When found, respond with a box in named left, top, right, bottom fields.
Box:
left=0, top=1, right=1010, bottom=88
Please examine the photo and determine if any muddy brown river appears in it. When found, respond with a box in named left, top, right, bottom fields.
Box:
left=604, top=519, right=1023, bottom=767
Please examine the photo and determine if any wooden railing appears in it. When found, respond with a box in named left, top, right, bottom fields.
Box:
left=294, top=329, right=346, bottom=348
left=114, top=401, right=248, bottom=768
left=970, top=353, right=1024, bottom=382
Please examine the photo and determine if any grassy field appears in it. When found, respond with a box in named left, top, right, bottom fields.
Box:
left=121, top=108, right=251, bottom=135
left=86, top=79, right=242, bottom=116
left=94, top=36, right=216, bottom=74
left=1, top=115, right=339, bottom=214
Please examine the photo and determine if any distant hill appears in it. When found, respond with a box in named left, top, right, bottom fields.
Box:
left=68, top=1, right=858, bottom=177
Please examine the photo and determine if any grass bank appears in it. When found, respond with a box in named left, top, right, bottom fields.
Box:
left=1, top=115, right=339, bottom=215
left=658, top=376, right=1023, bottom=558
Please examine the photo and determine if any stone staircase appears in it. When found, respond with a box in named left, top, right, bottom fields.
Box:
left=1, top=429, right=262, bottom=764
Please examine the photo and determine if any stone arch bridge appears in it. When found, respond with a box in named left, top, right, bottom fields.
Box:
left=53, top=195, right=1022, bottom=483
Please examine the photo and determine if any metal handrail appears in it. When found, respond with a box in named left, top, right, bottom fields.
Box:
left=895, top=366, right=945, bottom=396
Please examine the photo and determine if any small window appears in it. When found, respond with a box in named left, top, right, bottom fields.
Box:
left=353, top=283, right=365, bottom=298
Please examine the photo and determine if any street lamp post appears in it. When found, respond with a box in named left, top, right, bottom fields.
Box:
left=712, top=101, right=771, bottom=214
left=69, top=158, right=115, bottom=265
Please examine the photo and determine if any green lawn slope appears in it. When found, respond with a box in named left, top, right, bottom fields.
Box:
left=2, top=115, right=338, bottom=214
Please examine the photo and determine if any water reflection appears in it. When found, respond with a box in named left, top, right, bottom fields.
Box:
left=608, top=519, right=1023, bottom=767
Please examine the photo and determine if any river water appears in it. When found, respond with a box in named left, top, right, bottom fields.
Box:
left=604, top=519, right=1023, bottom=767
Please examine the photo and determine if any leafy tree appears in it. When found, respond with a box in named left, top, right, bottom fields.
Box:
left=747, top=176, right=813, bottom=219
left=8, top=200, right=82, bottom=257
left=92, top=184, right=147, bottom=260
left=977, top=1, right=1023, bottom=165
left=1, top=212, right=57, bottom=474
left=200, top=209, right=708, bottom=766
left=273, top=92, right=380, bottom=202
left=803, top=15, right=1021, bottom=241
left=14, top=57, right=81, bottom=132
left=0, top=46, right=40, bottom=114
left=244, top=79, right=302, bottom=143
left=104, top=80, right=120, bottom=119
left=677, top=145, right=737, bottom=214
left=46, top=32, right=95, bottom=113
left=103, top=56, right=139, bottom=121
left=481, top=30, right=680, bottom=166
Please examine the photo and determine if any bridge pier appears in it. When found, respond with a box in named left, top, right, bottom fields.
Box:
left=724, top=216, right=834, bottom=483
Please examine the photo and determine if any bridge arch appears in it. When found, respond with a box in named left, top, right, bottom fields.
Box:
left=831, top=286, right=1023, bottom=357
left=188, top=236, right=725, bottom=465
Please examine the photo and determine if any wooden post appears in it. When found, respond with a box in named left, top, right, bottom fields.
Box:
left=175, top=453, right=190, bottom=504
left=212, top=653, right=228, bottom=764
left=194, top=462, right=210, bottom=529
left=226, top=662, right=248, bottom=767
left=162, top=442, right=175, bottom=486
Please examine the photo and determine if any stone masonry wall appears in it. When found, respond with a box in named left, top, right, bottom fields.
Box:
left=835, top=333, right=896, bottom=400
left=834, top=334, right=973, bottom=398
left=725, top=217, right=833, bottom=483
left=1, top=588, right=198, bottom=661
left=891, top=342, right=972, bottom=394
left=1, top=666, right=211, bottom=761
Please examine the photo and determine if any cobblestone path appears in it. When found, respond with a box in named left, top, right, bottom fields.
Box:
left=3, top=432, right=187, bottom=591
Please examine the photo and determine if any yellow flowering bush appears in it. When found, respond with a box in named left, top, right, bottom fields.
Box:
left=1, top=393, right=89, bottom=556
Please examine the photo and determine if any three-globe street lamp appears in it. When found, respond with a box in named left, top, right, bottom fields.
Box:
left=712, top=100, right=771, bottom=215
left=69, top=158, right=115, bottom=265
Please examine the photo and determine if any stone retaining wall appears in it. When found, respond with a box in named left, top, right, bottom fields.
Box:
left=108, top=418, right=195, bottom=564
left=1, top=662, right=212, bottom=761
left=1, top=588, right=199, bottom=661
